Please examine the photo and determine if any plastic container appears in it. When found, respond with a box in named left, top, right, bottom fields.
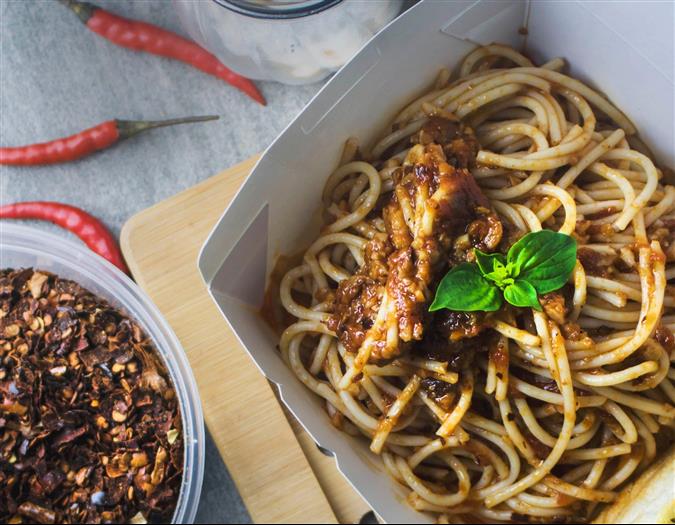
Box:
left=0, top=223, right=204, bottom=524
left=174, top=0, right=403, bottom=85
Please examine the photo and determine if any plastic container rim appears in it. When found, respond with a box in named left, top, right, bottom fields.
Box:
left=0, top=222, right=205, bottom=524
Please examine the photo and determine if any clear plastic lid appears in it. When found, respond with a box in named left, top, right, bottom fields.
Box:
left=0, top=223, right=204, bottom=523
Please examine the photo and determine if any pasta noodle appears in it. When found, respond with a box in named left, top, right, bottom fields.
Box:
left=271, top=45, right=675, bottom=523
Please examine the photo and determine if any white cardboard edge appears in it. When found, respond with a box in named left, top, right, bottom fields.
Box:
left=197, top=1, right=674, bottom=523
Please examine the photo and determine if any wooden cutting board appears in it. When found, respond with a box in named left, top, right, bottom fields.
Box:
left=120, top=156, right=370, bottom=524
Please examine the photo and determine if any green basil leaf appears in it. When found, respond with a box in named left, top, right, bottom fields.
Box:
left=507, top=230, right=577, bottom=294
left=503, top=279, right=542, bottom=310
left=484, top=272, right=514, bottom=288
left=474, top=250, right=507, bottom=276
left=475, top=250, right=518, bottom=288
left=430, top=263, right=503, bottom=312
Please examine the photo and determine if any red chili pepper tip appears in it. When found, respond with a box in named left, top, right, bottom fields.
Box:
left=0, top=201, right=129, bottom=274
left=60, top=0, right=266, bottom=105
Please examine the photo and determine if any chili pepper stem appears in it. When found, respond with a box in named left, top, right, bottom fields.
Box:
left=0, top=116, right=219, bottom=166
left=58, top=0, right=96, bottom=24
left=115, top=115, right=220, bottom=140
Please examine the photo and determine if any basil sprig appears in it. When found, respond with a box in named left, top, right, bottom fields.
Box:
left=429, top=230, right=577, bottom=313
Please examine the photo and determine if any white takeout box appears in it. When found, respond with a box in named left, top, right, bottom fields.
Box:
left=199, top=1, right=674, bottom=522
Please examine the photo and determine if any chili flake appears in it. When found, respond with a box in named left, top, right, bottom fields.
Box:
left=0, top=268, right=183, bottom=523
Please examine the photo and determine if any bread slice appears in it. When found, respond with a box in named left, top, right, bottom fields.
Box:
left=594, top=445, right=675, bottom=524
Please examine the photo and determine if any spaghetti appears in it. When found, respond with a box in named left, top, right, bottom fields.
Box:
left=274, top=44, right=674, bottom=523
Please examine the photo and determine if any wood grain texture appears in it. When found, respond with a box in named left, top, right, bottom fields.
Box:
left=120, top=156, right=369, bottom=524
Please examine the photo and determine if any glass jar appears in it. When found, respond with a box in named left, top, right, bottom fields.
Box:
left=174, top=0, right=403, bottom=85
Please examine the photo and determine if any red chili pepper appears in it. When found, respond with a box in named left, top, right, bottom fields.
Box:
left=60, top=0, right=266, bottom=106
left=0, top=115, right=218, bottom=166
left=0, top=202, right=129, bottom=273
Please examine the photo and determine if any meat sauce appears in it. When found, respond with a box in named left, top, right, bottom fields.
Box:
left=420, top=377, right=455, bottom=410
left=326, top=234, right=392, bottom=352
left=326, top=117, right=502, bottom=400
left=413, top=311, right=495, bottom=377
left=539, top=292, right=567, bottom=325
left=655, top=324, right=675, bottom=356
left=577, top=247, right=617, bottom=277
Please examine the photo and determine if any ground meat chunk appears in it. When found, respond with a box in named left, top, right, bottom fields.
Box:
left=414, top=315, right=494, bottom=373
left=650, top=225, right=675, bottom=261
left=434, top=310, right=485, bottom=342
left=421, top=377, right=455, bottom=410
left=326, top=118, right=500, bottom=363
left=415, top=116, right=460, bottom=146
left=383, top=199, right=411, bottom=250
left=577, top=247, right=617, bottom=277
left=326, top=275, right=381, bottom=353
left=387, top=248, right=425, bottom=343
left=655, top=324, right=675, bottom=356
left=539, top=292, right=567, bottom=324
left=445, top=132, right=481, bottom=169
left=467, top=206, right=503, bottom=252
left=362, top=232, right=392, bottom=282
left=587, top=222, right=616, bottom=242
left=325, top=233, right=393, bottom=353
left=561, top=322, right=589, bottom=342
left=426, top=165, right=490, bottom=235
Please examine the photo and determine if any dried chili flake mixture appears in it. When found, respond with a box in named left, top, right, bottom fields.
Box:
left=0, top=268, right=183, bottom=524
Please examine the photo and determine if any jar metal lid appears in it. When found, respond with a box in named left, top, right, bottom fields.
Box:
left=212, top=0, right=344, bottom=19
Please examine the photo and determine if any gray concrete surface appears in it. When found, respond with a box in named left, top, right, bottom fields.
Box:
left=0, top=0, right=323, bottom=522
